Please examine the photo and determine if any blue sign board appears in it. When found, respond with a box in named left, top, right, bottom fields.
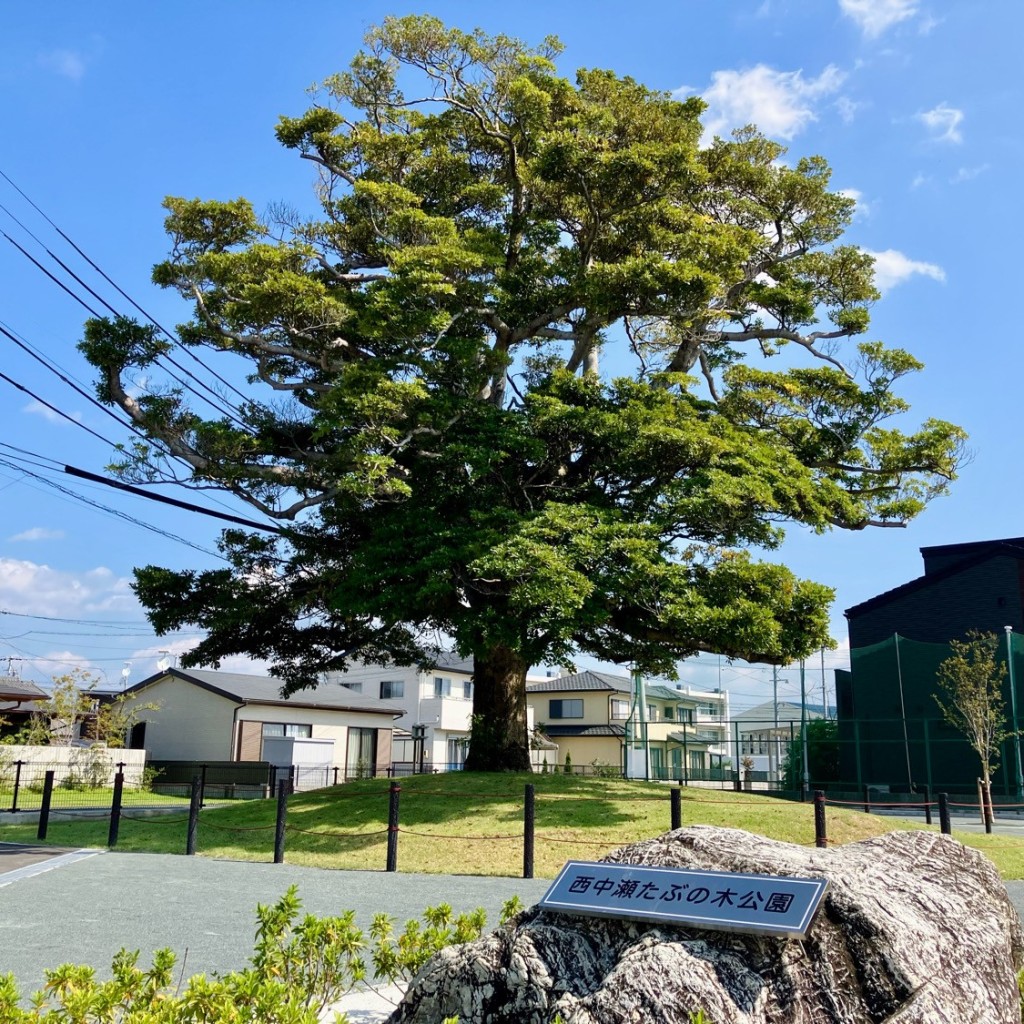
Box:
left=539, top=861, right=828, bottom=938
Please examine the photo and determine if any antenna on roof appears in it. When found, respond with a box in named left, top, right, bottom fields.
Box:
left=121, top=661, right=132, bottom=689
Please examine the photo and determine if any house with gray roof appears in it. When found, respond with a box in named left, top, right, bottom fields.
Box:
left=526, top=670, right=729, bottom=780
left=0, top=676, right=48, bottom=737
left=122, top=667, right=402, bottom=784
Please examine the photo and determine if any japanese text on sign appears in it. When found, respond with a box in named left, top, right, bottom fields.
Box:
left=539, top=861, right=828, bottom=938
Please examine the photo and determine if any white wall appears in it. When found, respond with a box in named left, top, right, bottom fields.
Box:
left=0, top=745, right=147, bottom=787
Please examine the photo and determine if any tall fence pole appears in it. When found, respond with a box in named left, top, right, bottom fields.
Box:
left=386, top=781, right=401, bottom=872
left=107, top=765, right=125, bottom=848
left=938, top=792, right=951, bottom=835
left=36, top=770, right=55, bottom=841
left=10, top=760, right=23, bottom=813
left=523, top=783, right=535, bottom=879
left=274, top=779, right=289, bottom=863
left=923, top=784, right=932, bottom=826
left=200, top=764, right=208, bottom=809
left=670, top=786, right=681, bottom=831
left=186, top=775, right=202, bottom=855
left=813, top=790, right=827, bottom=848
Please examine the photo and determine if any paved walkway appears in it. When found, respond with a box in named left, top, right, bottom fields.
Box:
left=0, top=847, right=551, bottom=1005
left=3, top=832, right=1024, bottom=1019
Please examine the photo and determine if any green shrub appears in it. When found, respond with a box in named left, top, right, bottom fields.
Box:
left=0, top=889, right=530, bottom=1023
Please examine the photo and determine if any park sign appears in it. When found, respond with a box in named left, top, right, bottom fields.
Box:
left=539, top=861, right=829, bottom=939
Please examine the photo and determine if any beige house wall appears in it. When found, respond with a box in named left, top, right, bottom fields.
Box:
left=544, top=735, right=622, bottom=771
left=125, top=677, right=237, bottom=761
left=236, top=704, right=396, bottom=770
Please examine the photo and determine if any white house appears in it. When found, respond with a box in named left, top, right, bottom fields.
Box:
left=323, top=655, right=554, bottom=772
left=121, top=668, right=402, bottom=786
left=733, top=700, right=833, bottom=779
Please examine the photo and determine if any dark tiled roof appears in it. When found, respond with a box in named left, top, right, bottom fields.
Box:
left=127, top=668, right=402, bottom=717
left=0, top=677, right=48, bottom=701
left=526, top=672, right=706, bottom=706
left=526, top=670, right=629, bottom=693
left=541, top=724, right=626, bottom=738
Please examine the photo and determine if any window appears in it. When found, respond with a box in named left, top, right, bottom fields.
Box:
left=347, top=727, right=377, bottom=778
left=647, top=703, right=658, bottom=722
left=462, top=680, right=473, bottom=699
left=610, top=699, right=629, bottom=720
left=549, top=699, right=583, bottom=719
left=380, top=680, right=404, bottom=699
left=339, top=682, right=363, bottom=693
left=663, top=705, right=674, bottom=720
left=434, top=676, right=452, bottom=697
left=261, top=723, right=312, bottom=738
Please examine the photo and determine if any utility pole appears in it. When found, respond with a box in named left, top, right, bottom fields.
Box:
left=820, top=647, right=827, bottom=717
left=771, top=665, right=780, bottom=782
left=1006, top=626, right=1023, bottom=801
left=800, top=659, right=809, bottom=800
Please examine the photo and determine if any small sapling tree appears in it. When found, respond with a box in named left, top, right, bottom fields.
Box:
left=935, top=630, right=1012, bottom=831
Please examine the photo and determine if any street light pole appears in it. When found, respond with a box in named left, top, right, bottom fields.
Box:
left=1005, top=626, right=1023, bottom=801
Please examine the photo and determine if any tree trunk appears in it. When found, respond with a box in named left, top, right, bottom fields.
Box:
left=983, top=770, right=994, bottom=834
left=464, top=644, right=532, bottom=772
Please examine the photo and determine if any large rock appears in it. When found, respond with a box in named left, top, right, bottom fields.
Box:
left=386, top=827, right=1024, bottom=1024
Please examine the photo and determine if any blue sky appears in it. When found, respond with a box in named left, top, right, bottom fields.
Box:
left=0, top=0, right=1017, bottom=709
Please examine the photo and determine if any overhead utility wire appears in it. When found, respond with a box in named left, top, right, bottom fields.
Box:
left=0, top=223, right=251, bottom=430
left=0, top=367, right=122, bottom=448
left=0, top=321, right=277, bottom=525
left=0, top=455, right=221, bottom=558
left=0, top=322, right=157, bottom=446
left=0, top=169, right=255, bottom=409
left=64, top=465, right=284, bottom=535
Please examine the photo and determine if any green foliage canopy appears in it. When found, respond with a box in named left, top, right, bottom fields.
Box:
left=79, top=17, right=966, bottom=769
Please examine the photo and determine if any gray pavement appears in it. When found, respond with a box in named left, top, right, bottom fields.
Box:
left=4, top=827, right=1024, bottom=1008
left=0, top=849, right=551, bottom=999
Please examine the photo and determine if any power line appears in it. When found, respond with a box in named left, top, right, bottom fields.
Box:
left=0, top=168, right=258, bottom=413
left=64, top=465, right=285, bottom=535
left=0, top=455, right=222, bottom=558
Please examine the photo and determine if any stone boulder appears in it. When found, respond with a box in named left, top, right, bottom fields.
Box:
left=386, top=827, right=1024, bottom=1024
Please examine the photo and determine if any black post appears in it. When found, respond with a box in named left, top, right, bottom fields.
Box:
left=274, top=779, right=289, bottom=863
left=333, top=766, right=339, bottom=786
left=924, top=784, right=932, bottom=826
left=186, top=775, right=202, bottom=855
left=200, top=764, right=208, bottom=809
left=813, top=790, right=827, bottom=848
left=386, top=781, right=401, bottom=872
left=37, top=770, right=55, bottom=841
left=107, top=768, right=125, bottom=848
left=523, top=783, right=535, bottom=879
left=10, top=760, right=23, bottom=813
left=670, top=786, right=681, bottom=831
left=938, top=792, right=951, bottom=835
left=863, top=784, right=871, bottom=814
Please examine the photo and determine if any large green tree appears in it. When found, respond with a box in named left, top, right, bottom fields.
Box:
left=80, top=17, right=965, bottom=770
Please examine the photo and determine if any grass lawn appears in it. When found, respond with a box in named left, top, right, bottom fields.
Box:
left=1, top=786, right=192, bottom=812
left=2, top=772, right=1023, bottom=879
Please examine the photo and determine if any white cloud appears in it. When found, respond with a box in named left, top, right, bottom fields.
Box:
left=862, top=248, right=945, bottom=291
left=697, top=64, right=846, bottom=142
left=8, top=527, right=65, bottom=542
left=835, top=96, right=861, bottom=123
left=951, top=163, right=990, bottom=184
left=838, top=187, right=871, bottom=218
left=910, top=172, right=930, bottom=189
left=917, top=102, right=964, bottom=143
left=37, top=48, right=88, bottom=82
left=23, top=400, right=82, bottom=425
left=0, top=557, right=135, bottom=619
left=839, top=0, right=919, bottom=38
